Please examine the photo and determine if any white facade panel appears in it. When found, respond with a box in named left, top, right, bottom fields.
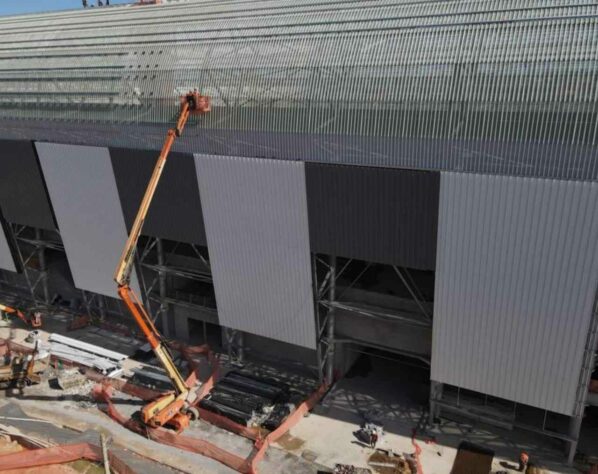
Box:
left=36, top=143, right=140, bottom=299
left=0, top=225, right=16, bottom=272
left=195, top=154, right=316, bottom=349
left=432, top=173, right=598, bottom=415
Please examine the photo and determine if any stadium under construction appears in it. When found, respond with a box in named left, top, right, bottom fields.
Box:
left=0, top=1, right=597, bottom=471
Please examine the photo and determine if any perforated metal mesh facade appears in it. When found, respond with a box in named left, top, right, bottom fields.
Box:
left=0, top=1, right=597, bottom=179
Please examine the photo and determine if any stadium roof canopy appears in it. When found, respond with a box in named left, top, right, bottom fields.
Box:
left=0, top=0, right=597, bottom=179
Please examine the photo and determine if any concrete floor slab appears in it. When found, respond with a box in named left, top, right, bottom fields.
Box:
left=279, top=356, right=583, bottom=474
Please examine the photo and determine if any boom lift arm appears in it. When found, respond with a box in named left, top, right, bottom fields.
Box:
left=0, top=303, right=42, bottom=328
left=113, top=90, right=210, bottom=431
left=0, top=303, right=28, bottom=326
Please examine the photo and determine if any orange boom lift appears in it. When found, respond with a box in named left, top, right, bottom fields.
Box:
left=0, top=303, right=42, bottom=328
left=113, top=90, right=210, bottom=431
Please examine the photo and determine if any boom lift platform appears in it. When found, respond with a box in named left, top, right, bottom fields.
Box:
left=114, top=90, right=210, bottom=432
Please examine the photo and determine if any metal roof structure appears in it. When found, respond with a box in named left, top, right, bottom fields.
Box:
left=0, top=0, right=597, bottom=179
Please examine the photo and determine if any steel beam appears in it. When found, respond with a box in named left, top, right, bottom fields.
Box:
left=392, top=265, right=431, bottom=322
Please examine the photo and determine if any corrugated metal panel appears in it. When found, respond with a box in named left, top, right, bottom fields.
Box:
left=110, top=147, right=207, bottom=245
left=0, top=2, right=597, bottom=179
left=432, top=173, right=598, bottom=415
left=0, top=140, right=55, bottom=230
left=36, top=142, right=140, bottom=298
left=0, top=223, right=16, bottom=272
left=305, top=163, right=439, bottom=270
left=195, top=154, right=316, bottom=349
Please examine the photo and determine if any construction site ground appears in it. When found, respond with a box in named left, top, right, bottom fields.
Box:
left=0, top=317, right=595, bottom=474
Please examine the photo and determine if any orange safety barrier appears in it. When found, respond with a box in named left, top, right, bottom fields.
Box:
left=85, top=368, right=163, bottom=401
left=87, top=338, right=329, bottom=474
left=197, top=407, right=262, bottom=440
left=411, top=428, right=424, bottom=474
left=0, top=442, right=136, bottom=474
left=95, top=383, right=248, bottom=472
left=93, top=373, right=329, bottom=473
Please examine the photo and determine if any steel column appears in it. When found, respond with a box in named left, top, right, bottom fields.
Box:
left=156, top=238, right=170, bottom=337
left=35, top=228, right=49, bottom=304
left=237, top=331, right=244, bottom=363
left=313, top=254, right=325, bottom=384
left=567, top=416, right=583, bottom=465
left=429, top=380, right=443, bottom=425
left=325, top=255, right=336, bottom=384
left=98, top=295, right=106, bottom=321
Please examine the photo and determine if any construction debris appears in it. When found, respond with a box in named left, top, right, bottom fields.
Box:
left=0, top=435, right=24, bottom=455
left=0, top=341, right=48, bottom=388
left=333, top=464, right=372, bottom=473
left=25, top=330, right=40, bottom=343
left=367, top=450, right=414, bottom=474
left=55, top=368, right=88, bottom=391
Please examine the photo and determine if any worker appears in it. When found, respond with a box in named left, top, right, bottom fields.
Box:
left=518, top=451, right=529, bottom=472
left=370, top=427, right=378, bottom=449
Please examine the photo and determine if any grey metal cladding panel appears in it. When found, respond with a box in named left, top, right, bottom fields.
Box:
left=432, top=173, right=598, bottom=415
left=110, top=148, right=207, bottom=245
left=195, top=154, right=316, bottom=349
left=35, top=142, right=140, bottom=299
left=0, top=223, right=16, bottom=272
left=0, top=140, right=55, bottom=230
left=305, top=163, right=439, bottom=270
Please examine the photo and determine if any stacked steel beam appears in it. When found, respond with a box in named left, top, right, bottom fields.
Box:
left=199, top=370, right=294, bottom=428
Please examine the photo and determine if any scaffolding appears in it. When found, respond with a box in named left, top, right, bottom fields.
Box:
left=311, top=254, right=433, bottom=383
